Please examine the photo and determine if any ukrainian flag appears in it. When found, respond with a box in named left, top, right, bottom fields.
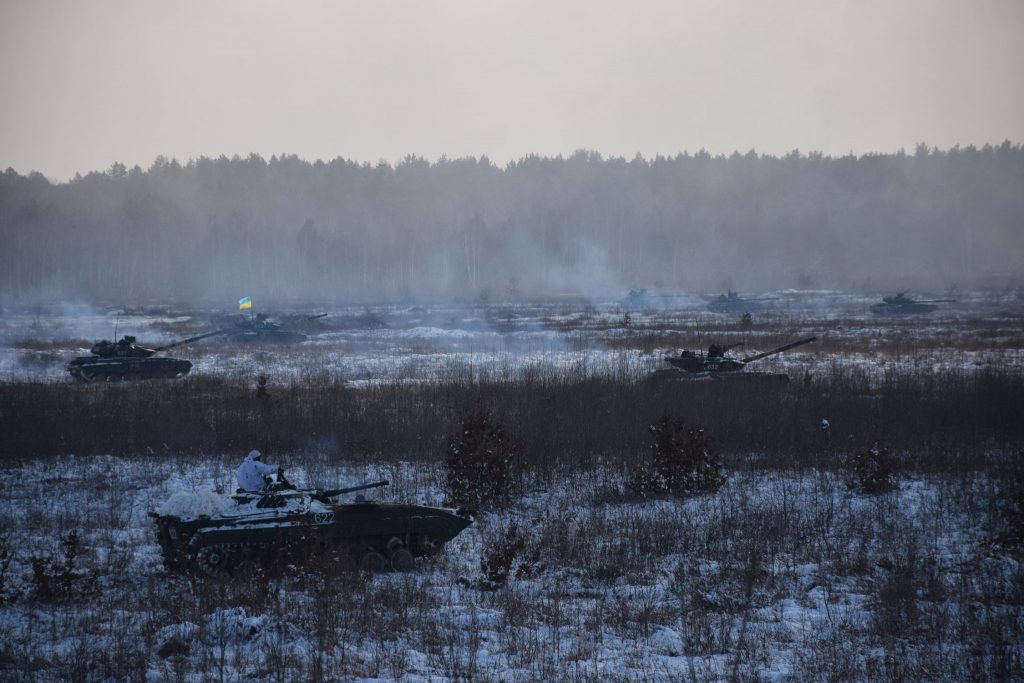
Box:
left=239, top=296, right=253, bottom=310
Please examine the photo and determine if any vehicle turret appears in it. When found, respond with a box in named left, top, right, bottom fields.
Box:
left=662, top=335, right=817, bottom=380
left=870, top=292, right=956, bottom=315
left=67, top=329, right=227, bottom=381
left=706, top=291, right=776, bottom=313
left=222, top=312, right=326, bottom=342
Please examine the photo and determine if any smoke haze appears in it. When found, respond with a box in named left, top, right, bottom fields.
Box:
left=1, top=147, right=1021, bottom=304
left=1, top=2, right=1022, bottom=304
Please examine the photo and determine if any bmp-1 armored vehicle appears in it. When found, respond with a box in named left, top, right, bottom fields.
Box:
left=706, top=291, right=775, bottom=314
left=221, top=313, right=326, bottom=343
left=870, top=293, right=955, bottom=315
left=658, top=336, right=817, bottom=382
left=150, top=480, right=473, bottom=575
left=66, top=330, right=226, bottom=381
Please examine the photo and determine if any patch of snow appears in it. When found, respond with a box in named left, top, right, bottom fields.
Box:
left=158, top=490, right=235, bottom=518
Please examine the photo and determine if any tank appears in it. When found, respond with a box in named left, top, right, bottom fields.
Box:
left=706, top=291, right=774, bottom=313
left=221, top=313, right=326, bottom=343
left=870, top=293, right=955, bottom=315
left=658, top=335, right=817, bottom=383
left=150, top=480, right=474, bottom=575
left=66, top=329, right=226, bottom=381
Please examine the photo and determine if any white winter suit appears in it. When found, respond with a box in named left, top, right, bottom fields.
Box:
left=236, top=450, right=279, bottom=492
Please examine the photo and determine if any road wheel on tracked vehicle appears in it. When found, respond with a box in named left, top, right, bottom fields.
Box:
left=389, top=548, right=415, bottom=572
left=359, top=551, right=387, bottom=573
left=416, top=535, right=443, bottom=556
left=195, top=545, right=230, bottom=576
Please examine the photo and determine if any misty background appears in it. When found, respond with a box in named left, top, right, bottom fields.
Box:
left=2, top=1, right=1023, bottom=304
left=1, top=144, right=1021, bottom=304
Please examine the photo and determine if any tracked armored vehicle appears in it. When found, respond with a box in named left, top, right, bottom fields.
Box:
left=221, top=313, right=326, bottom=343
left=706, top=291, right=773, bottom=314
left=870, top=293, right=955, bottom=315
left=657, top=336, right=817, bottom=383
left=150, top=480, right=473, bottom=575
left=66, top=330, right=225, bottom=381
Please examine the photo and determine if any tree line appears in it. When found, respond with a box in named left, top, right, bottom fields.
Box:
left=1, top=143, right=1022, bottom=304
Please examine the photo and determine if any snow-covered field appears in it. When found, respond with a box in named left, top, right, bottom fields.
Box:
left=0, top=454, right=1019, bottom=681
left=1, top=290, right=1022, bottom=384
left=1, top=292, right=1022, bottom=680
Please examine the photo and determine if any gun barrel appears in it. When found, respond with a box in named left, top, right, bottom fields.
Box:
left=741, top=336, right=817, bottom=364
left=155, top=329, right=230, bottom=351
left=321, top=479, right=389, bottom=498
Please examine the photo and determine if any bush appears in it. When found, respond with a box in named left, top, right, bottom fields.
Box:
left=846, top=445, right=900, bottom=494
left=471, top=521, right=541, bottom=590
left=30, top=531, right=98, bottom=602
left=630, top=413, right=726, bottom=497
left=998, top=451, right=1024, bottom=548
left=442, top=405, right=518, bottom=509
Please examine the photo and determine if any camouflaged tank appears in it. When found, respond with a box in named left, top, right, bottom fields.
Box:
left=66, top=330, right=225, bottom=381
left=869, top=293, right=955, bottom=315
left=221, top=313, right=326, bottom=343
left=657, top=335, right=817, bottom=383
left=706, top=291, right=775, bottom=313
left=150, top=480, right=474, bottom=575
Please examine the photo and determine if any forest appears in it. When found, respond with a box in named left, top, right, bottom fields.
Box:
left=2, top=143, right=1022, bottom=305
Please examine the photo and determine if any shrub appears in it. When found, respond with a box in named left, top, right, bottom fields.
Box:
left=631, top=413, right=726, bottom=497
left=474, top=521, right=540, bottom=590
left=998, top=450, right=1024, bottom=548
left=30, top=531, right=98, bottom=602
left=0, top=534, right=14, bottom=604
left=442, top=405, right=518, bottom=509
left=846, top=445, right=900, bottom=494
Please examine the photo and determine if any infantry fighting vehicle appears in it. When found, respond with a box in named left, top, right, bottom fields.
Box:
left=706, top=291, right=775, bottom=313
left=658, top=335, right=817, bottom=382
left=66, top=330, right=225, bottom=381
left=221, top=313, right=326, bottom=343
left=150, top=479, right=474, bottom=575
left=870, top=293, right=955, bottom=315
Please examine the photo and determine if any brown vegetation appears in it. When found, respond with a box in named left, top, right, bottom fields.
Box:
left=1, top=367, right=1021, bottom=473
left=629, top=413, right=725, bottom=497
left=441, top=405, right=518, bottom=509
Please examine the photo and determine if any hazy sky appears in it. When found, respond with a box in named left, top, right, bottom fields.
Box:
left=2, top=0, right=1022, bottom=180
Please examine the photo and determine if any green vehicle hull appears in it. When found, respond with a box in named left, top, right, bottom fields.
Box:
left=152, top=487, right=473, bottom=575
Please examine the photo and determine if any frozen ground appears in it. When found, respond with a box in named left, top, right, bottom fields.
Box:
left=1, top=290, right=1022, bottom=384
left=0, top=454, right=1020, bottom=681
left=1, top=292, right=1022, bottom=679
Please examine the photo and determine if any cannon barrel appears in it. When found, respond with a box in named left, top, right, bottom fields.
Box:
left=321, top=479, right=389, bottom=498
left=154, top=329, right=230, bottom=351
left=741, top=336, right=817, bottom=364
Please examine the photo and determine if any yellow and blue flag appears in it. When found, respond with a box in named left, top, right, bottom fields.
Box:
left=239, top=296, right=253, bottom=310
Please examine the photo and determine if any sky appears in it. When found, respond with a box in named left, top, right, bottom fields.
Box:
left=1, top=0, right=1022, bottom=181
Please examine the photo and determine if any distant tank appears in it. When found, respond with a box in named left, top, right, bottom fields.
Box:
left=659, top=336, right=817, bottom=382
left=66, top=330, right=225, bottom=381
left=706, top=291, right=775, bottom=313
left=621, top=288, right=686, bottom=310
left=221, top=313, right=326, bottom=343
left=150, top=479, right=474, bottom=575
left=870, top=293, right=955, bottom=315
